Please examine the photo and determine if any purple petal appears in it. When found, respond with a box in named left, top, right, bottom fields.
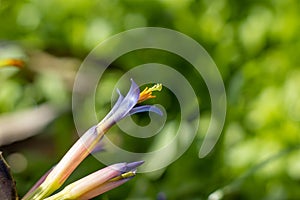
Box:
left=117, top=79, right=140, bottom=118
left=112, top=161, right=144, bottom=173
left=97, top=79, right=140, bottom=128
left=99, top=89, right=124, bottom=125
left=129, top=105, right=163, bottom=116
left=107, top=79, right=140, bottom=123
left=124, top=161, right=144, bottom=172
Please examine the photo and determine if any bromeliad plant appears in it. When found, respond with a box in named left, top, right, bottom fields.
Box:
left=21, top=79, right=162, bottom=200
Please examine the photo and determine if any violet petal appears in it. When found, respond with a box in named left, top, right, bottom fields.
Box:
left=129, top=105, right=163, bottom=116
left=99, top=89, right=124, bottom=125
left=124, top=161, right=145, bottom=172
left=109, top=79, right=140, bottom=122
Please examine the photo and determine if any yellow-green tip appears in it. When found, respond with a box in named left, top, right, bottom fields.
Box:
left=138, top=83, right=162, bottom=103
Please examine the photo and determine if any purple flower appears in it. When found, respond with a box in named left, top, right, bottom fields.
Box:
left=97, top=79, right=162, bottom=131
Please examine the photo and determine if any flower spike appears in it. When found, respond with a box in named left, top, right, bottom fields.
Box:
left=23, top=79, right=162, bottom=200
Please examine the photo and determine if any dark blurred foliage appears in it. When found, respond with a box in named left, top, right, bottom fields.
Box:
left=0, top=0, right=300, bottom=199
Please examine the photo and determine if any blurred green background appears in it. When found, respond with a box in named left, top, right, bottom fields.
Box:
left=0, top=0, right=300, bottom=199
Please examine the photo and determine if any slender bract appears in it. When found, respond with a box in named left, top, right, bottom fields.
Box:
left=44, top=161, right=143, bottom=200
